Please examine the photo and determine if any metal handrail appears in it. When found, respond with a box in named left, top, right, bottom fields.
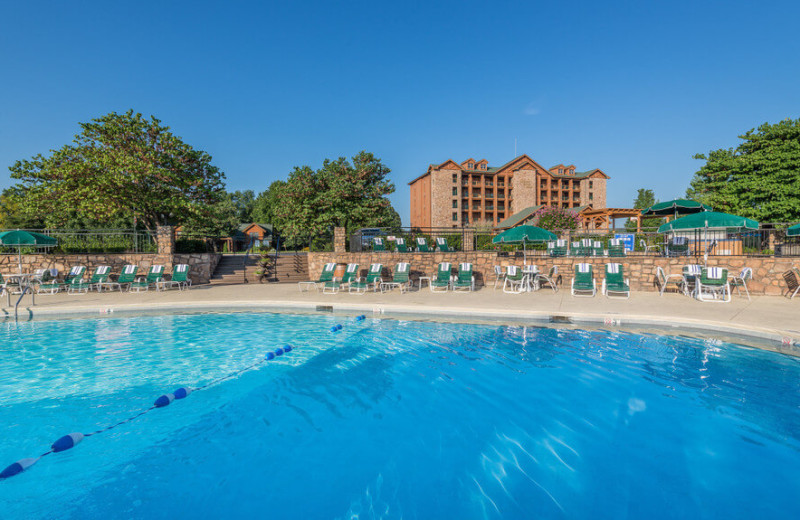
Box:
left=13, top=283, right=33, bottom=321
left=242, top=240, right=255, bottom=284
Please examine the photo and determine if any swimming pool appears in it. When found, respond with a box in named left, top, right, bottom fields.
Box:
left=1, top=311, right=799, bottom=519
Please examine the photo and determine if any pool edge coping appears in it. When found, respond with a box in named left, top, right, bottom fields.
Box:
left=5, top=299, right=799, bottom=356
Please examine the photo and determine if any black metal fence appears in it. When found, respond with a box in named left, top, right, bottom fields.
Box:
left=348, top=226, right=800, bottom=257
left=0, top=229, right=157, bottom=254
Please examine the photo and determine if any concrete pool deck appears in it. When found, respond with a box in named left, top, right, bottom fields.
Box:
left=3, top=283, right=799, bottom=353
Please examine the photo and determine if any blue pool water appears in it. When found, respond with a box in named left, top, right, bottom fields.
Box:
left=1, top=312, right=799, bottom=519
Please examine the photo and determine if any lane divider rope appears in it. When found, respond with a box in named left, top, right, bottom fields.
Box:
left=1, top=315, right=366, bottom=481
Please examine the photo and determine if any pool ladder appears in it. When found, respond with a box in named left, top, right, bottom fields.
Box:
left=7, top=284, right=34, bottom=321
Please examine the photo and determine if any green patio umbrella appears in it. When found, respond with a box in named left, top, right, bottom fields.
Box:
left=492, top=225, right=557, bottom=262
left=641, top=199, right=712, bottom=219
left=787, top=223, right=800, bottom=237
left=0, top=230, right=58, bottom=274
left=657, top=211, right=759, bottom=233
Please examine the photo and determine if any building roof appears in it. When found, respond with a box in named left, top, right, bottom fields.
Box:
left=409, top=157, right=609, bottom=185
left=494, top=205, right=544, bottom=230
left=238, top=223, right=273, bottom=233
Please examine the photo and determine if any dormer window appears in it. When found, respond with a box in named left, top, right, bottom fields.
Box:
left=558, top=168, right=563, bottom=174
left=468, top=162, right=474, bottom=170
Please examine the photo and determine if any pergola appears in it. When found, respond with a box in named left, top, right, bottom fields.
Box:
left=579, top=208, right=644, bottom=232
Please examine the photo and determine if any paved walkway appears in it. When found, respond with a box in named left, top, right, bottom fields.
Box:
left=4, top=283, right=799, bottom=352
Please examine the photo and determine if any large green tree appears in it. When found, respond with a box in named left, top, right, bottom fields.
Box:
left=272, top=151, right=400, bottom=240
left=625, top=188, right=662, bottom=231
left=251, top=180, right=287, bottom=223
left=687, top=118, right=800, bottom=222
left=8, top=110, right=227, bottom=230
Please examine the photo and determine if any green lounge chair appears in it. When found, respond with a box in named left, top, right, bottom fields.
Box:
left=0, top=273, right=6, bottom=296
left=62, top=266, right=87, bottom=293
left=452, top=262, right=475, bottom=291
left=569, top=241, right=582, bottom=257
left=435, top=237, right=452, bottom=252
left=602, top=263, right=630, bottom=299
left=323, top=263, right=359, bottom=294
left=608, top=239, right=626, bottom=258
left=350, top=263, right=383, bottom=294
left=696, top=267, right=730, bottom=303
left=430, top=262, right=452, bottom=292
left=415, top=237, right=430, bottom=252
left=571, top=263, right=596, bottom=297
left=35, top=270, right=61, bottom=295
left=548, top=239, right=568, bottom=257
left=682, top=264, right=702, bottom=296
left=69, top=266, right=111, bottom=294
left=592, top=241, right=605, bottom=257
left=667, top=237, right=689, bottom=257
left=159, top=264, right=191, bottom=291
left=581, top=239, right=594, bottom=256
left=503, top=266, right=526, bottom=294
left=100, top=265, right=138, bottom=292
left=381, top=262, right=411, bottom=293
left=729, top=267, right=752, bottom=301
left=534, top=266, right=559, bottom=292
left=130, top=265, right=164, bottom=293
left=299, top=262, right=336, bottom=292
left=373, top=237, right=386, bottom=252
left=395, top=238, right=409, bottom=253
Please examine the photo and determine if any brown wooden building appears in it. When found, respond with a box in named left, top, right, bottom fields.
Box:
left=409, top=155, right=609, bottom=228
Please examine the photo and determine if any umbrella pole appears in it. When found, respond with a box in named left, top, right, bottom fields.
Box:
left=18, top=246, right=22, bottom=275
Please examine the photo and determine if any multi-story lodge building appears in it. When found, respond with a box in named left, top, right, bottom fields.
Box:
left=408, top=155, right=609, bottom=228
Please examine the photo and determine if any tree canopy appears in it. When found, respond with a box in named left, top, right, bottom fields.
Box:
left=271, top=151, right=400, bottom=241
left=251, top=180, right=287, bottom=224
left=686, top=118, right=800, bottom=222
left=626, top=188, right=661, bottom=231
left=8, top=110, right=226, bottom=230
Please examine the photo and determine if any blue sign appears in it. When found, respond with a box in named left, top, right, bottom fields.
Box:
left=615, top=233, right=635, bottom=252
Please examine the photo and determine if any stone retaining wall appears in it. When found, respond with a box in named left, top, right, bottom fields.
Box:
left=308, top=252, right=796, bottom=295
left=0, top=253, right=220, bottom=285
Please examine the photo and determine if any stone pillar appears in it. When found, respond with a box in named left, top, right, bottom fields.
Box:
left=156, top=225, right=175, bottom=256
left=334, top=227, right=346, bottom=253
left=463, top=228, right=475, bottom=251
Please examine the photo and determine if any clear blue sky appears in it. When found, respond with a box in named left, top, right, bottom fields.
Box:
left=1, top=0, right=798, bottom=224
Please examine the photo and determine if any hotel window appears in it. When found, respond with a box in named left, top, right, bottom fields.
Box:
left=452, top=187, right=457, bottom=196
left=558, top=168, right=563, bottom=174
left=452, top=174, right=457, bottom=183
left=452, top=213, right=458, bottom=221
left=452, top=200, right=457, bottom=208
left=589, top=181, right=594, bottom=189
left=468, top=162, right=474, bottom=169
left=589, top=192, right=594, bottom=200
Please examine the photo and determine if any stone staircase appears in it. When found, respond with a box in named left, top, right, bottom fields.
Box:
left=209, top=253, right=309, bottom=285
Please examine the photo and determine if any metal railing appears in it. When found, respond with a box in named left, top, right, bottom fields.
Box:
left=348, top=226, right=800, bottom=257
left=0, top=229, right=157, bottom=254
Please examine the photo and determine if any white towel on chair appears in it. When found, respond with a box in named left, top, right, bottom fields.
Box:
left=607, top=263, right=621, bottom=273
left=506, top=266, right=518, bottom=276
left=374, top=238, right=383, bottom=245
left=673, top=237, right=687, bottom=245
left=437, top=237, right=445, bottom=245
left=177, top=264, right=188, bottom=272
left=460, top=263, right=471, bottom=271
left=417, top=237, right=426, bottom=245
left=96, top=266, right=110, bottom=274
left=397, top=263, right=409, bottom=272
left=396, top=238, right=405, bottom=246
left=69, top=266, right=82, bottom=275
left=123, top=265, right=137, bottom=274
left=324, top=263, right=336, bottom=271
left=152, top=265, right=164, bottom=273
left=578, top=263, right=591, bottom=273
left=609, top=239, right=621, bottom=246
left=707, top=267, right=724, bottom=279
left=346, top=264, right=358, bottom=273
left=370, top=264, right=381, bottom=273
left=686, top=264, right=701, bottom=275
left=440, top=262, right=451, bottom=271
left=556, top=239, right=566, bottom=247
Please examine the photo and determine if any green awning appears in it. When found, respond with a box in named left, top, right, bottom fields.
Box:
left=657, top=211, right=759, bottom=233
left=492, top=225, right=557, bottom=244
left=0, top=230, right=58, bottom=247
left=641, top=199, right=712, bottom=217
left=787, top=223, right=800, bottom=237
